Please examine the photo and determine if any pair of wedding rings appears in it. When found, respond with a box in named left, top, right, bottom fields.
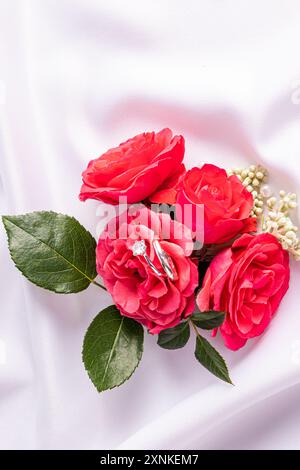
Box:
left=131, top=239, right=176, bottom=280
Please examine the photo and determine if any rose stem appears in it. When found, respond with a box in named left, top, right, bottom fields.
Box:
left=188, top=318, right=201, bottom=338
left=92, top=280, right=107, bottom=291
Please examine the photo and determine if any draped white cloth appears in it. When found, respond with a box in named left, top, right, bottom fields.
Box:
left=1, top=0, right=300, bottom=450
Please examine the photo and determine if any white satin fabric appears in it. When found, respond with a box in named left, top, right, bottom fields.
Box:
left=1, top=0, right=300, bottom=450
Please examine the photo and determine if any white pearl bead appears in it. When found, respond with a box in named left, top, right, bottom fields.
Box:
left=286, top=230, right=297, bottom=239
left=243, top=177, right=251, bottom=186
left=260, top=184, right=272, bottom=198
left=278, top=217, right=287, bottom=225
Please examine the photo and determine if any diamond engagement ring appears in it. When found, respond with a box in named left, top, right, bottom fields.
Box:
left=131, top=239, right=176, bottom=280
left=131, top=240, right=163, bottom=277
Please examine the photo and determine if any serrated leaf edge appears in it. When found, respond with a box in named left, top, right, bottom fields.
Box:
left=194, top=334, right=233, bottom=385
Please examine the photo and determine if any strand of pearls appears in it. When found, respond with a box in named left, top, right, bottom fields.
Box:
left=227, top=164, right=299, bottom=259
left=263, top=191, right=300, bottom=260
left=227, top=165, right=268, bottom=218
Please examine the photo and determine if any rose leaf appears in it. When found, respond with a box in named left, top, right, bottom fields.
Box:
left=157, top=321, right=190, bottom=349
left=194, top=334, right=233, bottom=384
left=191, top=311, right=226, bottom=330
left=2, top=211, right=97, bottom=293
left=82, top=305, right=144, bottom=392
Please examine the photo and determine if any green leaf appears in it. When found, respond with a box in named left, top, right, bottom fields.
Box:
left=82, top=305, right=144, bottom=392
left=157, top=322, right=190, bottom=350
left=2, top=211, right=97, bottom=293
left=194, top=335, right=232, bottom=384
left=192, top=311, right=226, bottom=330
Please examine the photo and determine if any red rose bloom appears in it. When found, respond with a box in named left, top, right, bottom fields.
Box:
left=197, top=233, right=290, bottom=350
left=96, top=206, right=198, bottom=334
left=176, top=164, right=256, bottom=244
left=79, top=128, right=185, bottom=205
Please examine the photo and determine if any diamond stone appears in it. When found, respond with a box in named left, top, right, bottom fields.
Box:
left=131, top=239, right=146, bottom=256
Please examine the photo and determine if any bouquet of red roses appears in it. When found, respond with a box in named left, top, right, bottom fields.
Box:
left=3, top=128, right=297, bottom=391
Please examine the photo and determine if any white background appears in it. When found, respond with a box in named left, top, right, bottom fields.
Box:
left=1, top=0, right=300, bottom=450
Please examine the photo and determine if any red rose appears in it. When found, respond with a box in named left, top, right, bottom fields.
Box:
left=96, top=206, right=198, bottom=334
left=149, top=163, right=186, bottom=205
left=176, top=164, right=256, bottom=244
left=197, top=233, right=290, bottom=350
left=79, top=128, right=185, bottom=205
